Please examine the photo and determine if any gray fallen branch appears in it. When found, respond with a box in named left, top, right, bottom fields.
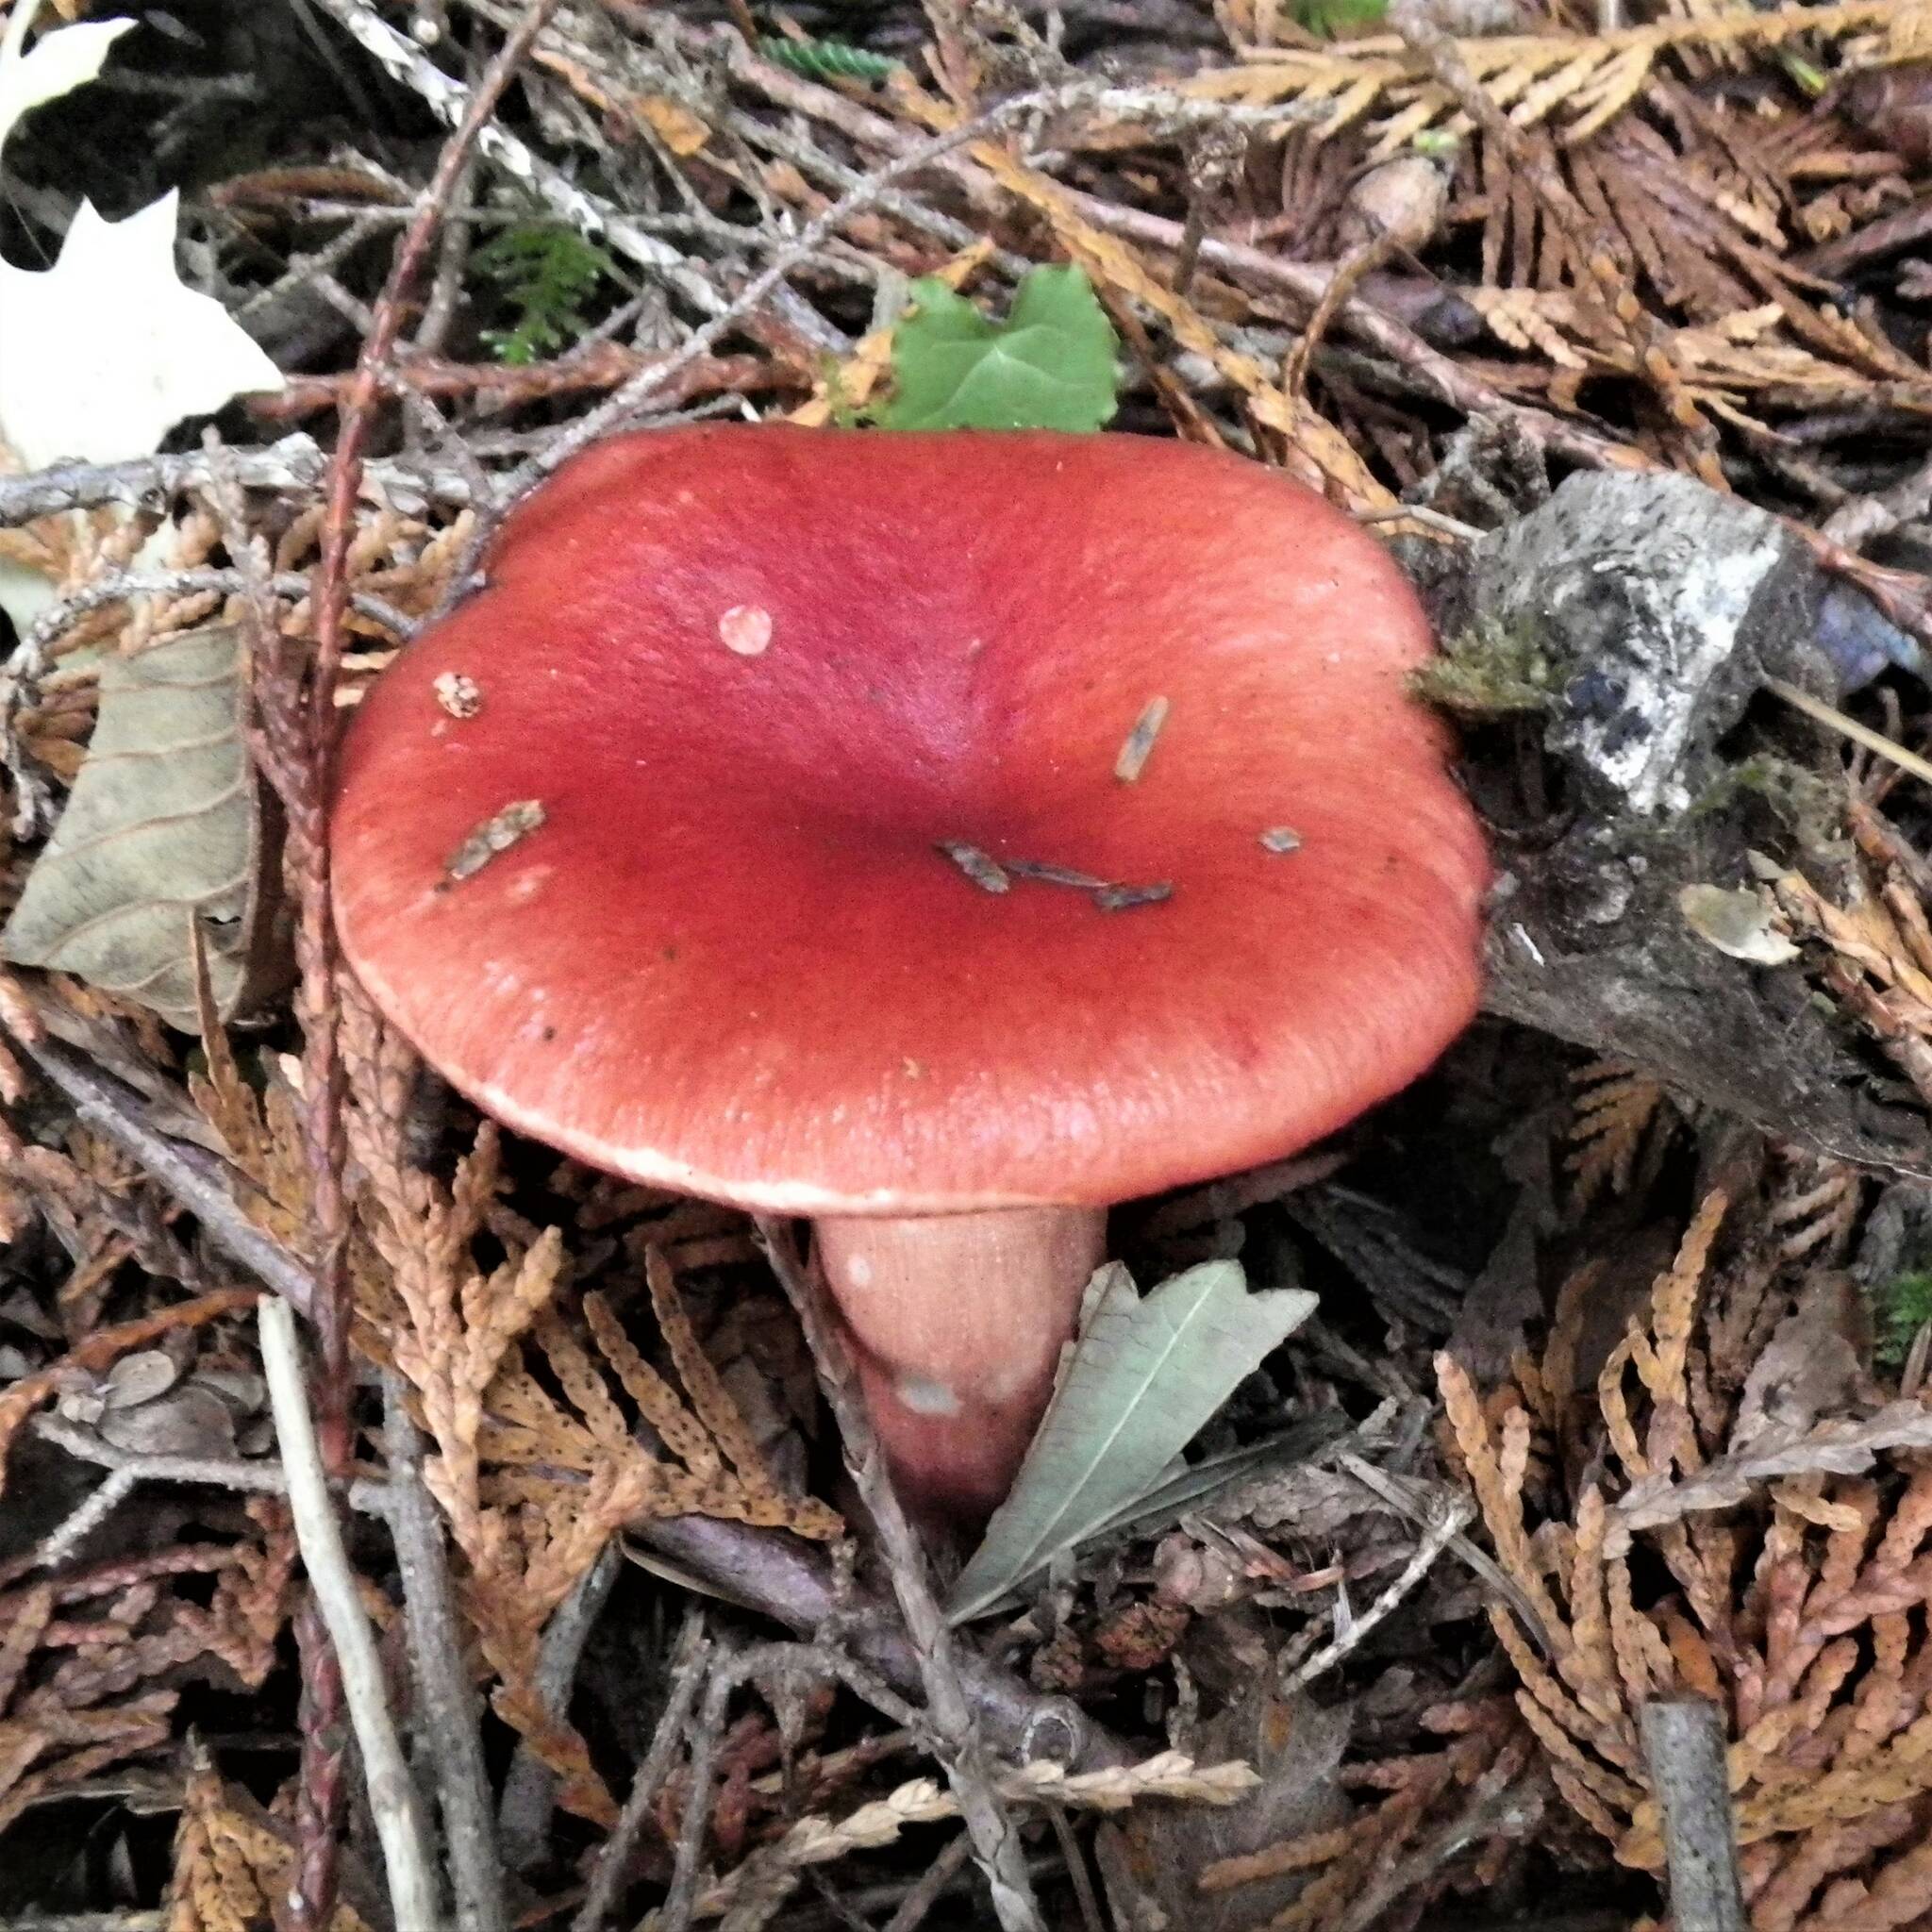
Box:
left=382, top=1375, right=508, bottom=1932
left=1638, top=1700, right=1745, bottom=1932
left=260, top=1297, right=441, bottom=1932
left=0, top=440, right=480, bottom=527
left=634, top=1509, right=1124, bottom=1771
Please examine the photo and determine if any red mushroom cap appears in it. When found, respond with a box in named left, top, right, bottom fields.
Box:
left=332, top=425, right=1489, bottom=1212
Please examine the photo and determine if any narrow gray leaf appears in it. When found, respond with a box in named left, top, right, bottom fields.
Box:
left=2, top=624, right=263, bottom=1026
left=947, top=1260, right=1317, bottom=1624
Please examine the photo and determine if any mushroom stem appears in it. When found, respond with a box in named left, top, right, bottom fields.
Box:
left=813, top=1206, right=1108, bottom=1524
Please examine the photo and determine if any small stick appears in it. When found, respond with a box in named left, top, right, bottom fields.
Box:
left=1637, top=1698, right=1745, bottom=1932
left=26, top=1414, right=387, bottom=1574
left=260, top=1298, right=441, bottom=1932
left=1280, top=1488, right=1473, bottom=1690
left=382, top=1375, right=508, bottom=1932
left=1045, top=1805, right=1106, bottom=1932
left=498, top=1540, right=624, bottom=1868
left=572, top=1609, right=710, bottom=1932
left=8, top=1035, right=315, bottom=1317
left=1006, top=859, right=1109, bottom=891
left=758, top=1222, right=1046, bottom=1932
left=1765, top=676, right=1932, bottom=791
left=880, top=1832, right=975, bottom=1932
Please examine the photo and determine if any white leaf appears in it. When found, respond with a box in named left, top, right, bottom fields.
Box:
left=0, top=192, right=283, bottom=469
left=0, top=16, right=135, bottom=156
left=946, top=1259, right=1317, bottom=1624
left=1678, top=882, right=1799, bottom=967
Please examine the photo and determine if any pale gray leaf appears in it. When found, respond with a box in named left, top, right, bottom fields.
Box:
left=1607, top=1400, right=1932, bottom=1552
left=100, top=1349, right=181, bottom=1410
left=3, top=624, right=260, bottom=1026
left=947, top=1260, right=1317, bottom=1623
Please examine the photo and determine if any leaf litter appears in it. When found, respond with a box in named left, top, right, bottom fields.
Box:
left=6, top=1, right=1932, bottom=1928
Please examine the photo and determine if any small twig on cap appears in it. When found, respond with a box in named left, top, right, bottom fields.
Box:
left=758, top=1220, right=1048, bottom=1932
left=1095, top=881, right=1173, bottom=911
left=260, top=1297, right=441, bottom=1932
left=1006, top=860, right=1110, bottom=891
left=1114, top=696, right=1169, bottom=784
left=444, top=799, right=547, bottom=882
left=937, top=841, right=1011, bottom=894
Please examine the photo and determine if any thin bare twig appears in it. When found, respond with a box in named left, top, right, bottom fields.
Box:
left=758, top=1221, right=1045, bottom=1932
left=879, top=1832, right=975, bottom=1932
left=382, top=1374, right=508, bottom=1932
left=1281, top=1486, right=1474, bottom=1691
left=260, top=1298, right=441, bottom=1932
left=275, top=21, right=565, bottom=1914
left=8, top=1035, right=316, bottom=1317
left=497, top=1538, right=624, bottom=1870
left=572, top=1609, right=710, bottom=1932
left=25, top=1414, right=386, bottom=1573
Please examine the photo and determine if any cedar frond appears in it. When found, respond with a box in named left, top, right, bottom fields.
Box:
left=1565, top=1058, right=1674, bottom=1212
left=1196, top=4, right=1910, bottom=155
left=1458, top=1176, right=1932, bottom=1924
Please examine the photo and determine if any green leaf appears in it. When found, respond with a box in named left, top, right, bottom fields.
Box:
left=879, top=263, right=1121, bottom=434
left=1296, top=0, right=1387, bottom=35
left=1, top=624, right=267, bottom=1027
left=946, top=1259, right=1317, bottom=1624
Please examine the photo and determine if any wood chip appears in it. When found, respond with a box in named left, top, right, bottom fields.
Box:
left=1114, top=696, right=1170, bottom=783
left=937, top=841, right=1010, bottom=893
left=433, top=671, right=482, bottom=718
left=445, top=801, right=546, bottom=882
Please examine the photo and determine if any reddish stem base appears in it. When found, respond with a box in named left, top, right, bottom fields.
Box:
left=813, top=1206, right=1108, bottom=1525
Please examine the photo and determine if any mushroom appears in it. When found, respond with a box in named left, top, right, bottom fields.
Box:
left=331, top=425, right=1489, bottom=1523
